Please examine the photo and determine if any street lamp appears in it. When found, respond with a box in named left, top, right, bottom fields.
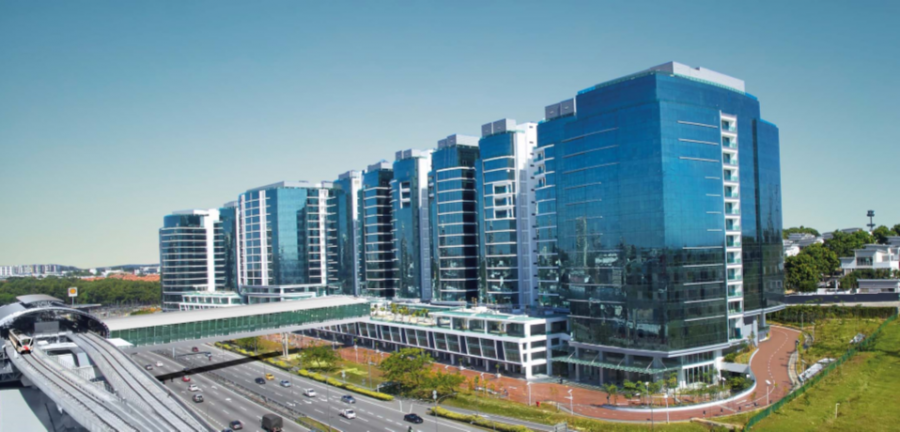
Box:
left=663, top=394, right=669, bottom=424
left=765, top=380, right=772, bottom=406
left=526, top=382, right=533, bottom=406
left=645, top=382, right=653, bottom=431
left=567, top=389, right=574, bottom=413
left=433, top=390, right=439, bottom=432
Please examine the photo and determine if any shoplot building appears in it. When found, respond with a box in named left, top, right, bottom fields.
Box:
left=159, top=62, right=784, bottom=388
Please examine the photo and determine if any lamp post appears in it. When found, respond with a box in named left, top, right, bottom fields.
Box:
left=433, top=390, right=439, bottom=432
left=645, top=382, right=653, bottom=431
left=765, top=380, right=772, bottom=406
left=527, top=382, right=533, bottom=406
left=835, top=402, right=840, bottom=419
left=567, top=389, right=573, bottom=414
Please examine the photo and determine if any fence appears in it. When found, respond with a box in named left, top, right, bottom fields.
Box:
left=745, top=311, right=898, bottom=430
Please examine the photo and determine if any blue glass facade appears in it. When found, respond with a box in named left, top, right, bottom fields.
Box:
left=476, top=120, right=537, bottom=310
left=391, top=150, right=433, bottom=300
left=545, top=66, right=783, bottom=380
left=335, top=171, right=363, bottom=296
left=159, top=209, right=232, bottom=311
left=361, top=163, right=397, bottom=298
left=216, top=204, right=238, bottom=292
left=429, top=135, right=480, bottom=304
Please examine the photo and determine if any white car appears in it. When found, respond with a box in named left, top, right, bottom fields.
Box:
left=188, top=384, right=200, bottom=392
left=303, top=389, right=316, bottom=397
left=340, top=409, right=356, bottom=419
left=156, top=361, right=163, bottom=367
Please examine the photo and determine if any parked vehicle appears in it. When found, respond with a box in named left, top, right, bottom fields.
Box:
left=404, top=414, right=423, bottom=424
left=303, top=388, right=316, bottom=397
left=341, top=395, right=356, bottom=404
left=261, top=413, right=283, bottom=432
left=341, top=409, right=356, bottom=419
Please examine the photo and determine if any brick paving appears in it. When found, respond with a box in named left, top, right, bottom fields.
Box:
left=263, top=326, right=799, bottom=421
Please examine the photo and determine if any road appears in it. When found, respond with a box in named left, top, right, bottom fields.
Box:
left=134, top=344, right=480, bottom=432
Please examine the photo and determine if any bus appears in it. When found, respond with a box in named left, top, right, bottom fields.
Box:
left=9, top=330, right=32, bottom=354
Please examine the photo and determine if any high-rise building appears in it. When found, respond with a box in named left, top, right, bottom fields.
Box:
left=361, top=162, right=397, bottom=298
left=429, top=134, right=480, bottom=304
left=546, top=62, right=784, bottom=387
left=392, top=149, right=434, bottom=301
left=159, top=208, right=241, bottom=311
left=476, top=119, right=538, bottom=310
left=236, top=181, right=341, bottom=303
left=533, top=99, right=577, bottom=310
left=335, top=170, right=364, bottom=296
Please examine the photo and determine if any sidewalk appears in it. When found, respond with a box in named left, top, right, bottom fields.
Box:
left=264, top=326, right=799, bottom=422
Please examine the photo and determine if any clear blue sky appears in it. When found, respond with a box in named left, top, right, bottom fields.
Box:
left=1, top=1, right=898, bottom=268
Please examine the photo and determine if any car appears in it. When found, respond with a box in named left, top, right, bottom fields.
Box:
left=341, top=395, right=356, bottom=404
left=182, top=376, right=191, bottom=382
left=303, top=388, right=316, bottom=397
left=340, top=409, right=356, bottom=419
left=404, top=413, right=423, bottom=424
left=192, top=394, right=204, bottom=403
left=229, top=420, right=243, bottom=430
left=255, top=377, right=266, bottom=385
left=182, top=367, right=190, bottom=373
left=188, top=384, right=200, bottom=392
left=156, top=361, right=163, bottom=367
left=144, top=364, right=153, bottom=370
left=280, top=380, right=291, bottom=387
left=192, top=347, right=199, bottom=353
left=220, top=429, right=233, bottom=432
left=265, top=373, right=275, bottom=380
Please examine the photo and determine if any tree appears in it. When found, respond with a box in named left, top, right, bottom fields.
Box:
left=783, top=226, right=820, bottom=239
left=800, top=243, right=840, bottom=276
left=839, top=268, right=896, bottom=289
left=602, top=383, right=618, bottom=404
left=300, top=344, right=340, bottom=371
left=872, top=225, right=892, bottom=244
left=892, top=224, right=900, bottom=236
left=378, top=347, right=432, bottom=393
left=785, top=253, right=819, bottom=292
left=824, top=230, right=874, bottom=258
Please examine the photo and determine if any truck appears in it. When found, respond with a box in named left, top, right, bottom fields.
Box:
left=261, top=413, right=283, bottom=432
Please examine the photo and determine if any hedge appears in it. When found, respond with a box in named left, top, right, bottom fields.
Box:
left=431, top=406, right=533, bottom=432
left=216, top=342, right=394, bottom=401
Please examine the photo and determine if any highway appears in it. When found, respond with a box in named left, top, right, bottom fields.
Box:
left=134, top=344, right=481, bottom=432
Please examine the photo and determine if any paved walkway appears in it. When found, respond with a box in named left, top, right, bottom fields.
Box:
left=266, top=326, right=799, bottom=422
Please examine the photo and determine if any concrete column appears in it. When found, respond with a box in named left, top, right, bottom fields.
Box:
left=574, top=347, right=581, bottom=381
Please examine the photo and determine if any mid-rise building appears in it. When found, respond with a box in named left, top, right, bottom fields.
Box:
left=236, top=181, right=342, bottom=303
left=392, top=149, right=434, bottom=301
left=159, top=208, right=239, bottom=311
left=361, top=162, right=397, bottom=298
left=335, top=170, right=364, bottom=296
left=839, top=237, right=900, bottom=274
left=546, top=62, right=784, bottom=387
left=477, top=119, right=538, bottom=310
left=429, top=134, right=480, bottom=304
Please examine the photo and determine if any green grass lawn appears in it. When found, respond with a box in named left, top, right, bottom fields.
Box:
left=442, top=393, right=707, bottom=432
left=746, top=318, right=900, bottom=431
left=795, top=318, right=883, bottom=374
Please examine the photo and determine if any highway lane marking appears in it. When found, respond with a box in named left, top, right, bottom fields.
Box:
left=385, top=429, right=395, bottom=432
left=315, top=409, right=325, bottom=414
left=359, top=418, right=370, bottom=423
left=377, top=415, right=383, bottom=419
left=340, top=420, right=352, bottom=425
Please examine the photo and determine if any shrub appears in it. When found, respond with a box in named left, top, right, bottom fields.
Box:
left=431, top=406, right=532, bottom=432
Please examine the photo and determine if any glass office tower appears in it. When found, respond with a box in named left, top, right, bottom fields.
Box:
left=477, top=119, right=538, bottom=310
left=159, top=208, right=241, bottom=311
left=335, top=170, right=363, bottom=296
left=534, top=99, right=577, bottom=310
left=361, top=162, right=397, bottom=298
left=429, top=134, right=480, bottom=304
left=392, top=149, right=433, bottom=300
left=236, top=181, right=340, bottom=303
left=548, top=62, right=784, bottom=387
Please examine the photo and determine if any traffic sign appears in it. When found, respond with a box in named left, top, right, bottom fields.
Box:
left=68, top=287, right=78, bottom=298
